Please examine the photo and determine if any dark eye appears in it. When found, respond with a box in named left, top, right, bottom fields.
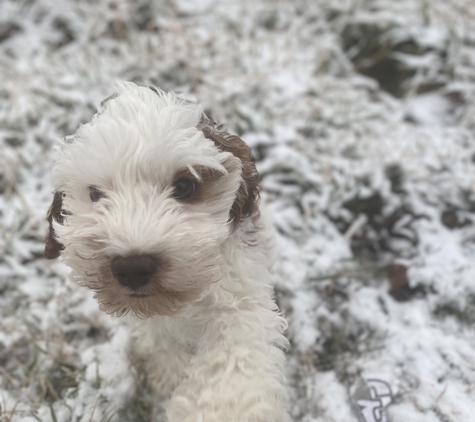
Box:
left=89, top=186, right=106, bottom=202
left=172, top=179, right=196, bottom=200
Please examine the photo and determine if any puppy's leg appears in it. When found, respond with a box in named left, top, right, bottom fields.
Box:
left=167, top=306, right=289, bottom=422
left=132, top=318, right=190, bottom=396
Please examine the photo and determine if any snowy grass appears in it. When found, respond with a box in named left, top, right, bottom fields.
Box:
left=1, top=0, right=475, bottom=421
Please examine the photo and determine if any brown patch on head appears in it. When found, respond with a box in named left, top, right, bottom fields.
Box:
left=93, top=255, right=213, bottom=317
left=197, top=122, right=260, bottom=230
left=44, top=191, right=65, bottom=259
left=172, top=165, right=230, bottom=205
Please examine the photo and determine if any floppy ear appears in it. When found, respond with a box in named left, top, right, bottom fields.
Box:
left=198, top=122, right=260, bottom=230
left=44, top=191, right=65, bottom=259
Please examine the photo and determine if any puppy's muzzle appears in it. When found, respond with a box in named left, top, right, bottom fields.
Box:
left=111, top=255, right=158, bottom=290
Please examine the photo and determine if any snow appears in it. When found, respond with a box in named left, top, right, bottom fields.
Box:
left=1, top=0, right=475, bottom=421
left=405, top=93, right=455, bottom=126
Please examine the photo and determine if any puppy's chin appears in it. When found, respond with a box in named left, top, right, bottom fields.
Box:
left=94, top=287, right=190, bottom=318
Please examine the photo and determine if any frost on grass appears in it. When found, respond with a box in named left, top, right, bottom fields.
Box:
left=1, top=0, right=475, bottom=421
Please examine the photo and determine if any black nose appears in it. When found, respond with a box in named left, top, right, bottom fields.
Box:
left=111, top=255, right=158, bottom=290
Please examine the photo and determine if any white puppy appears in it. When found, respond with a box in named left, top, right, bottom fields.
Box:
left=45, top=83, right=289, bottom=422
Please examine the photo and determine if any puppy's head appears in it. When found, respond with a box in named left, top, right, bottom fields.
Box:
left=45, top=83, right=259, bottom=317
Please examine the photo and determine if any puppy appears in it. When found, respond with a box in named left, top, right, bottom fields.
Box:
left=45, top=83, right=289, bottom=422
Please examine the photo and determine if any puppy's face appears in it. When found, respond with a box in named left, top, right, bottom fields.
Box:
left=45, top=85, right=259, bottom=317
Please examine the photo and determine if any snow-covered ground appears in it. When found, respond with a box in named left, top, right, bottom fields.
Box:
left=1, top=0, right=475, bottom=421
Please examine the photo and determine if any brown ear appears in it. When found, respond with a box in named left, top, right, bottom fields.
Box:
left=198, top=122, right=260, bottom=230
left=44, top=191, right=65, bottom=259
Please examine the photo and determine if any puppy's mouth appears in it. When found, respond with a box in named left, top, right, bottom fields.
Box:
left=126, top=292, right=156, bottom=298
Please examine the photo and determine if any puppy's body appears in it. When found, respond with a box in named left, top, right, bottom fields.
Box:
left=46, top=83, right=289, bottom=422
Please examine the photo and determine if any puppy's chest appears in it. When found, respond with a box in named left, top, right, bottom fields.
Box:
left=165, top=319, right=208, bottom=356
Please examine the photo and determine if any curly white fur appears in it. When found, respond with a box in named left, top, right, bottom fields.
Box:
left=46, top=82, right=289, bottom=422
